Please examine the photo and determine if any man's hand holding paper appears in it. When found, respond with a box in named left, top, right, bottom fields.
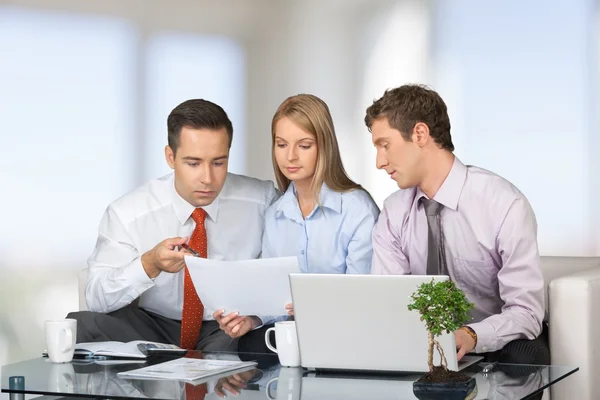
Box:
left=213, top=310, right=261, bottom=338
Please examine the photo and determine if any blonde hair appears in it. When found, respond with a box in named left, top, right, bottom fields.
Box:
left=271, top=94, right=364, bottom=202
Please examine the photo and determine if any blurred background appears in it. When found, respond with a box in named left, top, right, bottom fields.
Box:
left=0, top=0, right=598, bottom=375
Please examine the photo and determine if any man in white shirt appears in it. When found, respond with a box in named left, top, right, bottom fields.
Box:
left=67, top=99, right=278, bottom=352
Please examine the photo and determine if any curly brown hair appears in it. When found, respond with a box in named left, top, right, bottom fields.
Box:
left=365, top=84, right=454, bottom=152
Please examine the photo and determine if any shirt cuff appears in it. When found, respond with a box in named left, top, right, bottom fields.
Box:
left=120, top=257, right=155, bottom=287
left=254, top=315, right=287, bottom=329
left=468, top=320, right=498, bottom=353
left=252, top=316, right=265, bottom=330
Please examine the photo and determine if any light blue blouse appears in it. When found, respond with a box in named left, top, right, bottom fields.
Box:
left=261, top=183, right=380, bottom=274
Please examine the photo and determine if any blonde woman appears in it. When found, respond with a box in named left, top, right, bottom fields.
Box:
left=214, top=94, right=380, bottom=341
left=262, top=94, right=380, bottom=279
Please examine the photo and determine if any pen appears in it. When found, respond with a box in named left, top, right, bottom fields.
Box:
left=180, top=243, right=200, bottom=257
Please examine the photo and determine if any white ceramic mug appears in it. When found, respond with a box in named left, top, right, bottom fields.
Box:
left=45, top=319, right=77, bottom=363
left=265, top=321, right=300, bottom=367
left=265, top=367, right=303, bottom=400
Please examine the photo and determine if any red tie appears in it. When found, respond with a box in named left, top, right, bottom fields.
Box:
left=185, top=383, right=207, bottom=400
left=180, top=208, right=208, bottom=350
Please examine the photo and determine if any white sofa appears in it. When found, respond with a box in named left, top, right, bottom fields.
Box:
left=542, top=256, right=600, bottom=400
left=77, top=256, right=600, bottom=399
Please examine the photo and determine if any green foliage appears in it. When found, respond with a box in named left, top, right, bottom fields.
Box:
left=407, top=279, right=474, bottom=337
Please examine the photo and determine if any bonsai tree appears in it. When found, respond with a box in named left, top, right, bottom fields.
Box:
left=408, top=279, right=474, bottom=374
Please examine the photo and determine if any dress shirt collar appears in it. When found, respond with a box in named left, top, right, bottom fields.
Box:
left=275, top=182, right=342, bottom=222
left=416, top=156, right=467, bottom=211
left=170, top=174, right=220, bottom=225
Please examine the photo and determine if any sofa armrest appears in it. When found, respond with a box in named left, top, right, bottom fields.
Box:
left=548, top=266, right=600, bottom=400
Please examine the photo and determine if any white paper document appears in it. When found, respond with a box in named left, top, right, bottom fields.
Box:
left=117, top=358, right=257, bottom=383
left=185, top=256, right=300, bottom=317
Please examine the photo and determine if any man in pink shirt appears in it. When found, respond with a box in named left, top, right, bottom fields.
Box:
left=366, top=84, right=549, bottom=365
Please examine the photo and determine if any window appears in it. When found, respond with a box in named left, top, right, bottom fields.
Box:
left=432, top=0, right=597, bottom=256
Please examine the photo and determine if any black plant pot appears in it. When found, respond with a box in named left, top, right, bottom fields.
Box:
left=413, top=377, right=477, bottom=400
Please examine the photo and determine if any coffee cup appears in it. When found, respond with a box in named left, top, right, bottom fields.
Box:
left=45, top=319, right=77, bottom=363
left=265, top=321, right=300, bottom=367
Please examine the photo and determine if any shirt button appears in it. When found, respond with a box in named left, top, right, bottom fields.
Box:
left=301, top=250, right=305, bottom=255
left=482, top=346, right=488, bottom=352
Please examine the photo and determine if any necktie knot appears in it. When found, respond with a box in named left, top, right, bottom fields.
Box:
left=422, top=198, right=443, bottom=216
left=191, top=208, right=207, bottom=224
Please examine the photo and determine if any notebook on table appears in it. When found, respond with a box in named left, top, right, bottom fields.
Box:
left=43, top=340, right=185, bottom=360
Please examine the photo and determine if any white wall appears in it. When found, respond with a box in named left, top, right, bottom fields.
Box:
left=357, top=0, right=432, bottom=204
left=593, top=1, right=600, bottom=255
left=246, top=0, right=385, bottom=184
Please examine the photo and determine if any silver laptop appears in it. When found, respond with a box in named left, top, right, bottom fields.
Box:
left=289, top=274, right=482, bottom=373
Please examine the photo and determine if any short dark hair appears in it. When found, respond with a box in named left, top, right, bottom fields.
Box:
left=167, top=99, right=233, bottom=153
left=364, top=84, right=454, bottom=152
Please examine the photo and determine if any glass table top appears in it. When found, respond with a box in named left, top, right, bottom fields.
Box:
left=1, top=351, right=578, bottom=400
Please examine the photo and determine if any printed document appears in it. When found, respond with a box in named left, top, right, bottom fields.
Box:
left=185, top=256, right=300, bottom=317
